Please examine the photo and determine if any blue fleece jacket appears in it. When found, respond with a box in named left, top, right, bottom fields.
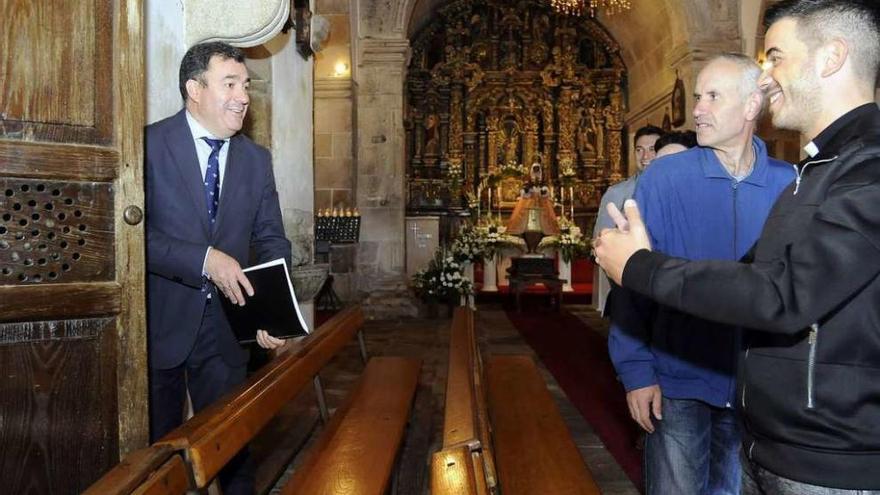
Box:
left=607, top=137, right=794, bottom=407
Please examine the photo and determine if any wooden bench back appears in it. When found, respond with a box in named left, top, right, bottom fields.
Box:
left=157, top=305, right=365, bottom=488
left=431, top=446, right=489, bottom=495
left=438, top=307, right=497, bottom=492
left=83, top=445, right=188, bottom=495
left=442, top=307, right=478, bottom=448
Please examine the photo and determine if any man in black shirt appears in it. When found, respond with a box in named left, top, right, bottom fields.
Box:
left=594, top=0, right=880, bottom=492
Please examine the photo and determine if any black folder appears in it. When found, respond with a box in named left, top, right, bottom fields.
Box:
left=220, top=258, right=311, bottom=344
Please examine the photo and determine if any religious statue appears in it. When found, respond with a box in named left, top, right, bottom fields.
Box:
left=576, top=107, right=596, bottom=156
left=506, top=153, right=559, bottom=236
left=528, top=155, right=544, bottom=186
left=424, top=113, right=440, bottom=156
left=498, top=118, right=521, bottom=166
left=603, top=87, right=624, bottom=128
left=590, top=106, right=605, bottom=159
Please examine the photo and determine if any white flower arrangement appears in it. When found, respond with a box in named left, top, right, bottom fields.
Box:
left=447, top=160, right=463, bottom=177
left=499, top=159, right=524, bottom=178
left=477, top=220, right=526, bottom=258
left=412, top=249, right=474, bottom=302
left=451, top=225, right=486, bottom=263
left=538, top=220, right=587, bottom=263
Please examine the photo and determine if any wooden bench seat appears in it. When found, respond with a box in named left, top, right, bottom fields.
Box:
left=87, top=304, right=422, bottom=495
left=281, top=356, right=422, bottom=494
left=155, top=305, right=365, bottom=488
left=82, top=445, right=188, bottom=495
left=487, top=354, right=600, bottom=495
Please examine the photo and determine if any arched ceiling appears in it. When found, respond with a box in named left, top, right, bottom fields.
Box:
left=405, top=0, right=690, bottom=73
left=407, top=0, right=446, bottom=39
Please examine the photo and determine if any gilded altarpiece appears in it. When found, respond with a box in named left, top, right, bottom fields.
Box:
left=405, top=0, right=627, bottom=225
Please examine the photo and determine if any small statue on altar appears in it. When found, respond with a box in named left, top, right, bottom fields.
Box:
left=506, top=154, right=559, bottom=236
left=521, top=154, right=550, bottom=199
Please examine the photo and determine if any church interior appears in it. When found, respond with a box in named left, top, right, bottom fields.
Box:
left=2, top=0, right=880, bottom=494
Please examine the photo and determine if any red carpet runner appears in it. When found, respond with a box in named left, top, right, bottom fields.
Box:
left=505, top=306, right=643, bottom=491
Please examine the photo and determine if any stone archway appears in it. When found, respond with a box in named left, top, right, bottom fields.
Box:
left=349, top=0, right=743, bottom=312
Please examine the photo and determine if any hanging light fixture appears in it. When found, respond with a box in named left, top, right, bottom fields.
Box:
left=550, top=0, right=632, bottom=17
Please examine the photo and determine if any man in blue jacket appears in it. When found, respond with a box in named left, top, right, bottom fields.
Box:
left=596, top=1, right=880, bottom=492
left=607, top=53, right=794, bottom=495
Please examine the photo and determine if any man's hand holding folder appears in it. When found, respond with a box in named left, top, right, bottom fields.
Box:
left=217, top=258, right=311, bottom=346
left=206, top=250, right=286, bottom=350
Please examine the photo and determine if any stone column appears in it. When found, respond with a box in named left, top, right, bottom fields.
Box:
left=267, top=32, right=316, bottom=328
left=354, top=38, right=410, bottom=294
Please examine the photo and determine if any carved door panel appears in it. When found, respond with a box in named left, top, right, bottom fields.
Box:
left=0, top=0, right=146, bottom=493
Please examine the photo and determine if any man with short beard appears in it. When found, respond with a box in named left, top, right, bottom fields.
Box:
left=607, top=54, right=793, bottom=495
left=593, top=125, right=664, bottom=313
left=594, top=1, right=880, bottom=492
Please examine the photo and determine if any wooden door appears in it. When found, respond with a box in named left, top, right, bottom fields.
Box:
left=0, top=0, right=146, bottom=493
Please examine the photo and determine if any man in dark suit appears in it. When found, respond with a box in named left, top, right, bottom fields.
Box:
left=145, top=41, right=290, bottom=494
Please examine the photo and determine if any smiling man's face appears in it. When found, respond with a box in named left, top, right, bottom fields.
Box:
left=760, top=18, right=821, bottom=134
left=186, top=55, right=250, bottom=138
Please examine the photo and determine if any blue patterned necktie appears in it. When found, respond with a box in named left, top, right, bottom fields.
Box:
left=201, top=137, right=225, bottom=223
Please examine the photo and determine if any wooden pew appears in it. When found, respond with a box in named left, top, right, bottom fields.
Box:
left=157, top=304, right=421, bottom=495
left=154, top=305, right=366, bottom=488
left=487, top=354, right=600, bottom=495
left=431, top=445, right=486, bottom=495
left=82, top=445, right=188, bottom=495
left=280, top=356, right=421, bottom=494
left=433, top=307, right=599, bottom=495
left=433, top=307, right=495, bottom=494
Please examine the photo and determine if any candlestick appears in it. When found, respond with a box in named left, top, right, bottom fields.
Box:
left=559, top=187, right=565, bottom=218
left=487, top=187, right=492, bottom=217
left=477, top=187, right=481, bottom=221
left=569, top=186, right=574, bottom=219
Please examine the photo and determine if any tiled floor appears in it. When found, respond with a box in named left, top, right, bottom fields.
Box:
left=260, top=303, right=639, bottom=494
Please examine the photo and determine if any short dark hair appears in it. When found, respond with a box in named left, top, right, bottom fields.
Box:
left=764, top=0, right=880, bottom=84
left=179, top=42, right=246, bottom=102
left=654, top=130, right=698, bottom=152
left=634, top=125, right=664, bottom=145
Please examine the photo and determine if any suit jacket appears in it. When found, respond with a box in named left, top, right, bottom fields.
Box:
left=145, top=109, right=291, bottom=369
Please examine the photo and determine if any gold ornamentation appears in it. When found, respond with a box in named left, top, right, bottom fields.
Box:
left=550, top=0, right=632, bottom=17
left=406, top=0, right=628, bottom=215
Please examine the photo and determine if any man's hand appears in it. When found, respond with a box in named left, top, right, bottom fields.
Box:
left=593, top=199, right=652, bottom=284
left=205, top=249, right=254, bottom=306
left=626, top=384, right=663, bottom=433
left=255, top=330, right=285, bottom=350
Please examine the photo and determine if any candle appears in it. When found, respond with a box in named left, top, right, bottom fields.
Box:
left=487, top=187, right=492, bottom=216
left=477, top=186, right=481, bottom=221
left=561, top=188, right=566, bottom=218
left=569, top=186, right=574, bottom=219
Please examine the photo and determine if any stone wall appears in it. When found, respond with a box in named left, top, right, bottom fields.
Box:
left=600, top=0, right=742, bottom=175
left=145, top=0, right=186, bottom=125
left=315, top=0, right=355, bottom=215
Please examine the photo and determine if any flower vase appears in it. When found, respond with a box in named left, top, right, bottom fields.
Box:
left=559, top=256, right=574, bottom=292
left=482, top=254, right=498, bottom=292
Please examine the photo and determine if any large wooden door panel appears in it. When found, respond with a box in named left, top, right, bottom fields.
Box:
left=0, top=0, right=112, bottom=144
left=0, top=0, right=145, bottom=493
left=0, top=318, right=117, bottom=493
